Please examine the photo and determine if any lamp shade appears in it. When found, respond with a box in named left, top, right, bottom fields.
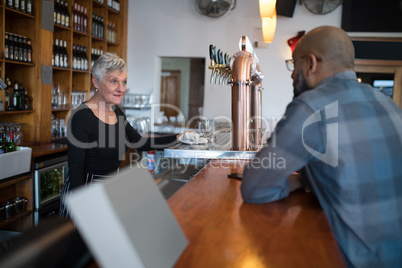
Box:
left=262, top=10, right=277, bottom=43
left=259, top=0, right=277, bottom=18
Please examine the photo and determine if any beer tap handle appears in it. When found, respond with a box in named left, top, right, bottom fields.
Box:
left=209, top=44, right=214, bottom=62
left=209, top=45, right=216, bottom=83
left=214, top=49, right=220, bottom=84
left=224, top=52, right=229, bottom=65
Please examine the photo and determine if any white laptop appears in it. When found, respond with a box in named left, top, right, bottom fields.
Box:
left=65, top=166, right=188, bottom=268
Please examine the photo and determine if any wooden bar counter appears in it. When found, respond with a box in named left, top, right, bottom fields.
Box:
left=168, top=159, right=346, bottom=267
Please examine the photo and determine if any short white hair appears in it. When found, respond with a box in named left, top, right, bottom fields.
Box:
left=92, top=52, right=127, bottom=82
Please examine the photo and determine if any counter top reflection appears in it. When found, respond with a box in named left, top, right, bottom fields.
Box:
left=164, top=132, right=257, bottom=159
left=168, top=159, right=346, bottom=268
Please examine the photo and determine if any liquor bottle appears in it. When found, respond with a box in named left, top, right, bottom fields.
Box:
left=73, top=3, right=78, bottom=30
left=76, top=4, right=81, bottom=32
left=72, top=44, right=77, bottom=69
left=100, top=16, right=105, bottom=39
left=7, top=79, right=14, bottom=111
left=19, top=83, right=25, bottom=110
left=24, top=88, right=33, bottom=110
left=20, top=0, right=26, bottom=13
left=92, top=14, right=97, bottom=37
left=5, top=77, right=12, bottom=111
left=107, top=0, right=112, bottom=8
left=18, top=36, right=24, bottom=62
left=4, top=88, right=10, bottom=111
left=83, top=8, right=88, bottom=33
left=91, top=48, right=95, bottom=69
left=59, top=39, right=65, bottom=68
left=83, top=46, right=88, bottom=70
left=60, top=0, right=66, bottom=26
left=81, top=45, right=85, bottom=70
left=54, top=0, right=57, bottom=23
left=22, top=36, right=28, bottom=62
left=64, top=0, right=70, bottom=27
left=56, top=0, right=61, bottom=25
left=80, top=5, right=84, bottom=33
left=77, top=45, right=82, bottom=70
left=14, top=0, right=19, bottom=11
left=63, top=40, right=68, bottom=68
left=6, top=131, right=17, bottom=153
left=60, top=39, right=65, bottom=68
left=53, top=39, right=60, bottom=67
left=113, top=0, right=120, bottom=11
left=26, top=0, right=32, bottom=15
left=27, top=39, right=32, bottom=62
left=0, top=128, right=6, bottom=155
left=9, top=34, right=14, bottom=61
left=13, top=81, right=21, bottom=110
left=14, top=35, right=20, bottom=61
left=7, top=0, right=13, bottom=8
left=5, top=33, right=9, bottom=60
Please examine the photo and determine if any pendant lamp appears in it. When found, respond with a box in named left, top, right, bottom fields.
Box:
left=262, top=9, right=277, bottom=43
left=259, top=0, right=276, bottom=18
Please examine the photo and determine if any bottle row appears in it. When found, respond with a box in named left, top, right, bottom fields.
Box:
left=0, top=122, right=23, bottom=154
left=54, top=2, right=119, bottom=41
left=92, top=13, right=105, bottom=39
left=107, top=21, right=117, bottom=43
left=52, top=39, right=68, bottom=68
left=95, top=0, right=120, bottom=11
left=2, top=77, right=33, bottom=112
left=52, top=39, right=90, bottom=70
left=54, top=0, right=70, bottom=28
left=71, top=91, right=88, bottom=108
left=52, top=84, right=68, bottom=110
left=73, top=44, right=89, bottom=71
left=5, top=0, right=33, bottom=15
left=91, top=48, right=104, bottom=69
left=51, top=115, right=66, bottom=139
left=107, top=0, right=120, bottom=12
left=4, top=32, right=33, bottom=63
left=73, top=3, right=88, bottom=33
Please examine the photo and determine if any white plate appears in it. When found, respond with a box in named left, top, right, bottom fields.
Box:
left=179, top=136, right=208, bottom=145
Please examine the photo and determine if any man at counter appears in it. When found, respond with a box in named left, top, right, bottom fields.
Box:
left=241, top=26, right=402, bottom=267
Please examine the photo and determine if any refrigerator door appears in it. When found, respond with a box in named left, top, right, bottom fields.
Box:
left=34, top=162, right=68, bottom=211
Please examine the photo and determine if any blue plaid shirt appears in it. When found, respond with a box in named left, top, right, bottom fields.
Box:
left=241, top=71, right=402, bottom=267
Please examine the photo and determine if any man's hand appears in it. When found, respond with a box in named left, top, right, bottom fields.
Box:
left=288, top=172, right=305, bottom=192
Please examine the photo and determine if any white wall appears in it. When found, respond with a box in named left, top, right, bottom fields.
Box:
left=126, top=0, right=342, bottom=125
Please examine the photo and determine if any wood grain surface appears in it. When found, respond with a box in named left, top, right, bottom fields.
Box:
left=168, top=159, right=346, bottom=268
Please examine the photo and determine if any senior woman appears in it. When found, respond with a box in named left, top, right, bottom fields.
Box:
left=60, top=52, right=179, bottom=217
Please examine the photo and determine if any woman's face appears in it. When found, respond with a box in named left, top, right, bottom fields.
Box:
left=94, top=70, right=127, bottom=106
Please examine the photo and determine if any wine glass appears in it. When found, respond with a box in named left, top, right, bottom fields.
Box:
left=198, top=119, right=215, bottom=143
left=14, top=123, right=24, bottom=145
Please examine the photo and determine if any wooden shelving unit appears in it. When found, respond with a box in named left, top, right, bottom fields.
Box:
left=0, top=0, right=128, bottom=143
left=0, top=172, right=33, bottom=230
left=0, top=0, right=127, bottom=229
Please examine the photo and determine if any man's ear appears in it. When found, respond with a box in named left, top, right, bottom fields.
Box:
left=305, top=53, right=318, bottom=77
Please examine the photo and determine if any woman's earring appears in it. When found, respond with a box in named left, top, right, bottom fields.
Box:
left=95, top=88, right=98, bottom=91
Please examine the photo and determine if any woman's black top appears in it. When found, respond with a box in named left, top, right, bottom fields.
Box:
left=67, top=103, right=177, bottom=189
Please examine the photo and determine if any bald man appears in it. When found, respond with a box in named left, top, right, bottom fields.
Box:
left=241, top=26, right=402, bottom=267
